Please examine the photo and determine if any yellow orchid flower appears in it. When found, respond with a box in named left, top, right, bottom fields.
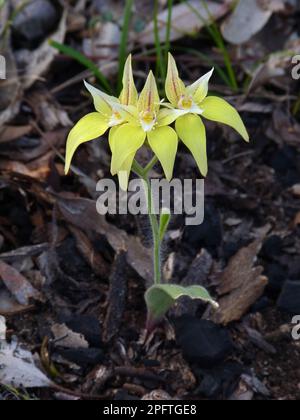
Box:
left=109, top=71, right=178, bottom=189
left=163, top=53, right=249, bottom=177
left=64, top=55, right=138, bottom=180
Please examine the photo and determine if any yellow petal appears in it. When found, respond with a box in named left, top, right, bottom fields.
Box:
left=157, top=107, right=189, bottom=126
left=108, top=125, right=119, bottom=152
left=84, top=81, right=118, bottom=116
left=138, top=71, right=160, bottom=114
left=119, top=55, right=138, bottom=107
left=186, top=68, right=214, bottom=104
left=110, top=124, right=146, bottom=175
left=175, top=114, right=207, bottom=177
left=118, top=153, right=135, bottom=191
left=147, top=126, right=178, bottom=181
left=201, top=96, right=249, bottom=142
left=65, top=113, right=108, bottom=174
left=165, top=53, right=186, bottom=107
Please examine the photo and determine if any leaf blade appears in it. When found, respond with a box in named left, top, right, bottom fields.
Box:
left=145, top=284, right=218, bottom=325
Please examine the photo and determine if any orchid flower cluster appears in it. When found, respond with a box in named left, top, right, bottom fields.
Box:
left=65, top=54, right=248, bottom=189
left=65, top=54, right=249, bottom=329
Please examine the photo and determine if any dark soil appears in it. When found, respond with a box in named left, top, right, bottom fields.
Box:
left=1, top=0, right=300, bottom=401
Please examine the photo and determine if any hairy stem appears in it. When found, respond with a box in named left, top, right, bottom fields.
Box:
left=132, top=158, right=162, bottom=284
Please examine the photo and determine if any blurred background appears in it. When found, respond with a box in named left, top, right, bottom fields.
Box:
left=0, top=0, right=300, bottom=401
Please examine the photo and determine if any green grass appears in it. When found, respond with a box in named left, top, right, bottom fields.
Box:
left=293, top=95, right=300, bottom=117
left=0, top=385, right=36, bottom=401
left=175, top=46, right=232, bottom=87
left=1, top=0, right=29, bottom=42
left=49, top=40, right=113, bottom=94
left=49, top=0, right=239, bottom=98
left=117, top=0, right=134, bottom=93
left=180, top=0, right=238, bottom=91
left=154, top=0, right=166, bottom=84
left=153, top=0, right=174, bottom=90
left=165, top=0, right=173, bottom=65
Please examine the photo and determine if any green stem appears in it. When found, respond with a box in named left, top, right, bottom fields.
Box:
left=143, top=156, right=159, bottom=175
left=132, top=158, right=162, bottom=284
left=146, top=179, right=161, bottom=285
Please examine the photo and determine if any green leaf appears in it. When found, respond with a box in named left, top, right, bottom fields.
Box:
left=49, top=40, right=112, bottom=94
left=145, top=284, right=218, bottom=326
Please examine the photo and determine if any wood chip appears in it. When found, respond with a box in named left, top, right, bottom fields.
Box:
left=175, top=249, right=213, bottom=317
left=57, top=196, right=153, bottom=285
left=51, top=323, right=89, bottom=349
left=69, top=225, right=110, bottom=278
left=103, top=252, right=128, bottom=343
left=211, top=239, right=268, bottom=325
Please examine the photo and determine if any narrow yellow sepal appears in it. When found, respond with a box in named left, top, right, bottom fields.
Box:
left=186, top=68, right=214, bottom=104
left=138, top=71, right=160, bottom=114
left=119, top=54, right=138, bottom=107
left=84, top=81, right=118, bottom=116
left=165, top=53, right=186, bottom=107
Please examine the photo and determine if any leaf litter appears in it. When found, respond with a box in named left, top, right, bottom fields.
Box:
left=0, top=0, right=300, bottom=401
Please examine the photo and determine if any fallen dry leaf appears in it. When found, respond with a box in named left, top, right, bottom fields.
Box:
left=0, top=260, right=41, bottom=306
left=0, top=315, right=6, bottom=340
left=0, top=243, right=49, bottom=261
left=292, top=212, right=300, bottom=228
left=0, top=339, right=53, bottom=388
left=211, top=239, right=268, bottom=325
left=23, top=10, right=67, bottom=89
left=221, top=0, right=274, bottom=45
left=259, top=0, right=286, bottom=12
left=0, top=153, right=53, bottom=181
left=266, top=109, right=300, bottom=147
left=290, top=184, right=300, bottom=198
left=138, top=0, right=230, bottom=45
left=0, top=315, right=52, bottom=389
left=68, top=225, right=110, bottom=278
left=0, top=128, right=67, bottom=163
left=57, top=196, right=153, bottom=286
left=83, top=21, right=120, bottom=77
left=247, top=45, right=300, bottom=93
left=0, top=289, right=28, bottom=316
left=0, top=125, right=32, bottom=144
left=51, top=323, right=89, bottom=349
left=0, top=47, right=22, bottom=128
left=26, top=90, right=72, bottom=131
